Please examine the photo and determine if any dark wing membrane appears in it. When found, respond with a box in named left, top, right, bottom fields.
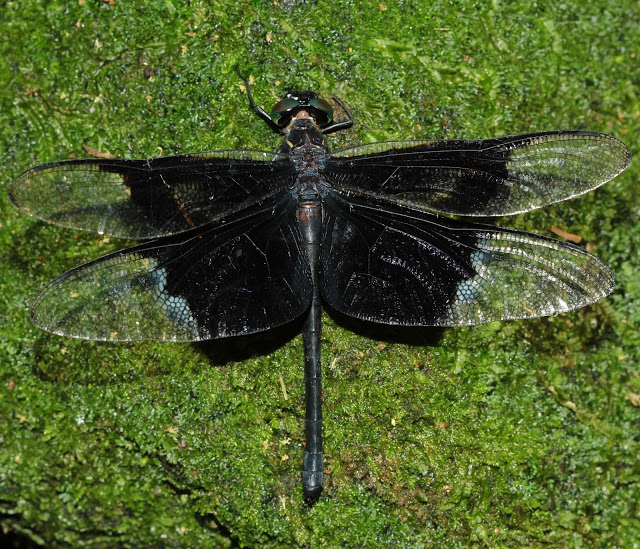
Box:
left=10, top=150, right=296, bottom=238
left=320, top=190, right=613, bottom=326
left=327, top=131, right=630, bottom=216
left=31, top=193, right=311, bottom=341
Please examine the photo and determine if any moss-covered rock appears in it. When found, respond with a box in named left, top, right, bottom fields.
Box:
left=2, top=0, right=638, bottom=546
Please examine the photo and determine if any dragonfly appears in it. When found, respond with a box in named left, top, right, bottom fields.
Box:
left=9, top=76, right=630, bottom=502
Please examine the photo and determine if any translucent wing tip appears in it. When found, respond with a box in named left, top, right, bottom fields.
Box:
left=9, top=169, right=32, bottom=211
left=614, top=133, right=633, bottom=171
left=592, top=131, right=632, bottom=176
left=9, top=163, right=70, bottom=221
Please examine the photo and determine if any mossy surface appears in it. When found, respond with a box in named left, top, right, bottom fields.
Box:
left=1, top=0, right=638, bottom=546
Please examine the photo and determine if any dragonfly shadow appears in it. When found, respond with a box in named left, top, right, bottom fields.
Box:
left=325, top=305, right=447, bottom=348
left=194, top=318, right=304, bottom=367
left=194, top=308, right=446, bottom=367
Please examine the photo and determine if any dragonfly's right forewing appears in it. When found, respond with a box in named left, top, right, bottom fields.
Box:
left=327, top=131, right=630, bottom=216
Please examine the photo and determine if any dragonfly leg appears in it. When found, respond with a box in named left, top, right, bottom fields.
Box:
left=322, top=95, right=354, bottom=135
left=235, top=67, right=284, bottom=134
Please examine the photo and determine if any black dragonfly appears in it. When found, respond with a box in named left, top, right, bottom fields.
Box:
left=10, top=77, right=630, bottom=502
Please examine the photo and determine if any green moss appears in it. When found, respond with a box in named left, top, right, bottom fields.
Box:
left=1, top=0, right=639, bottom=546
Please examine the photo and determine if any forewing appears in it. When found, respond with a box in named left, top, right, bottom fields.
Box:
left=327, top=131, right=630, bottom=216
left=320, top=190, right=613, bottom=326
left=31, top=193, right=311, bottom=341
left=10, top=150, right=296, bottom=238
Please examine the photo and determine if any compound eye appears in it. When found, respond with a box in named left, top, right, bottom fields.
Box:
left=309, top=98, right=333, bottom=122
left=271, top=98, right=300, bottom=124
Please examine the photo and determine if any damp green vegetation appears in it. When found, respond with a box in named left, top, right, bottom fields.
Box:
left=1, top=0, right=639, bottom=546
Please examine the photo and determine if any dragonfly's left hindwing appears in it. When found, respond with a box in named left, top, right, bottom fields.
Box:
left=31, top=194, right=312, bottom=341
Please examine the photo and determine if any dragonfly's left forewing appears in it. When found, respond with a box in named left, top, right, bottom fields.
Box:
left=327, top=131, right=630, bottom=216
left=10, top=150, right=296, bottom=239
left=320, top=190, right=613, bottom=327
left=31, top=193, right=311, bottom=341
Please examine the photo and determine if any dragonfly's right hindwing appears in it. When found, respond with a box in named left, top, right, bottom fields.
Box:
left=320, top=190, right=614, bottom=327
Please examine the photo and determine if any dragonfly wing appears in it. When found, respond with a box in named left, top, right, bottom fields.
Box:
left=327, top=131, right=630, bottom=216
left=31, top=193, right=311, bottom=341
left=10, top=150, right=296, bottom=238
left=319, top=190, right=613, bottom=326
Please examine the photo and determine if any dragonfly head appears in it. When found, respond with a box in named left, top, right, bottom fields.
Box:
left=270, top=91, right=333, bottom=129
